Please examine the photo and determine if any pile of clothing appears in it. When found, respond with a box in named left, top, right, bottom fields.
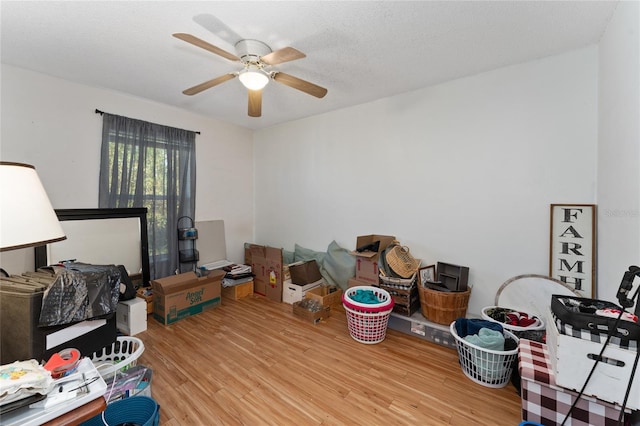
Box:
left=483, top=307, right=542, bottom=328
left=454, top=318, right=517, bottom=383
left=455, top=318, right=516, bottom=349
left=349, top=289, right=381, bottom=304
left=0, top=360, right=53, bottom=407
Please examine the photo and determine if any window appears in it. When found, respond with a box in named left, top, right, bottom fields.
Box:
left=98, top=113, right=196, bottom=279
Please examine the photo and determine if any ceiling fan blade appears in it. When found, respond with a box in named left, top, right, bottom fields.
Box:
left=273, top=72, right=327, bottom=98
left=173, top=33, right=240, bottom=62
left=248, top=89, right=262, bottom=117
left=261, top=47, right=306, bottom=65
left=183, top=74, right=236, bottom=96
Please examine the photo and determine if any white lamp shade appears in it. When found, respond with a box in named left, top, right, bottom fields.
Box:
left=238, top=68, right=269, bottom=90
left=0, top=162, right=66, bottom=251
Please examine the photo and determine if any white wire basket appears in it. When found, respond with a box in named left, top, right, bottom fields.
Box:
left=89, top=336, right=145, bottom=379
left=481, top=306, right=545, bottom=332
left=449, top=321, right=519, bottom=388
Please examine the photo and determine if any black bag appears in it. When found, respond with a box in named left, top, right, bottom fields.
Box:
left=117, top=265, right=137, bottom=301
left=551, top=295, right=640, bottom=345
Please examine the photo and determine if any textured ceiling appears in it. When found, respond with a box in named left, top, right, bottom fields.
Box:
left=1, top=1, right=618, bottom=130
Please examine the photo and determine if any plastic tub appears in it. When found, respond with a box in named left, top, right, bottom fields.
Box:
left=342, top=286, right=394, bottom=344
left=80, top=395, right=159, bottom=426
left=450, top=321, right=519, bottom=388
left=481, top=306, right=544, bottom=332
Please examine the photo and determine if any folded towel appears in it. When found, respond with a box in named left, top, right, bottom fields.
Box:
left=350, top=289, right=380, bottom=304
left=464, top=328, right=508, bottom=382
left=464, top=327, right=505, bottom=351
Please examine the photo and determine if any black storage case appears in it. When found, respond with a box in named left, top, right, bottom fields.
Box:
left=0, top=288, right=116, bottom=364
left=551, top=295, right=640, bottom=345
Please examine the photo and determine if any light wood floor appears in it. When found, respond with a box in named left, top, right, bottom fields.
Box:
left=137, top=294, right=522, bottom=425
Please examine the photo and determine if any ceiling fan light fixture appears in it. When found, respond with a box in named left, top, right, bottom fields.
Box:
left=174, top=34, right=327, bottom=117
left=238, top=67, right=269, bottom=90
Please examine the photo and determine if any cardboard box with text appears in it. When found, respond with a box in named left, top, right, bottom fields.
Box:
left=245, top=243, right=283, bottom=302
left=152, top=270, right=224, bottom=325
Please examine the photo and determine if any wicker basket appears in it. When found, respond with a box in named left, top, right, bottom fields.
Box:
left=385, top=244, right=420, bottom=278
left=418, top=286, right=471, bottom=325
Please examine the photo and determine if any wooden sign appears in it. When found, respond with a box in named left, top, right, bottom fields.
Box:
left=549, top=204, right=596, bottom=298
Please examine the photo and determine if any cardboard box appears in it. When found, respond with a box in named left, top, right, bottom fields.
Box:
left=245, top=243, right=283, bottom=302
left=305, top=285, right=343, bottom=307
left=282, top=279, right=323, bottom=305
left=348, top=278, right=375, bottom=288
left=288, top=260, right=322, bottom=285
left=292, top=301, right=331, bottom=324
left=136, top=287, right=153, bottom=315
left=350, top=235, right=396, bottom=284
left=116, top=297, right=147, bottom=336
left=545, top=310, right=640, bottom=410
left=221, top=280, right=254, bottom=300
left=152, top=270, right=224, bottom=325
left=283, top=264, right=291, bottom=282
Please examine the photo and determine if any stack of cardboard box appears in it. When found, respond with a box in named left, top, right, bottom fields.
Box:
left=348, top=234, right=395, bottom=288
left=283, top=260, right=324, bottom=304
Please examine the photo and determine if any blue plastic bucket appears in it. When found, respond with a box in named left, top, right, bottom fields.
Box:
left=80, top=396, right=159, bottom=426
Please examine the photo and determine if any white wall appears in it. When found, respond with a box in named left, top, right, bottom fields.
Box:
left=0, top=64, right=254, bottom=273
left=254, top=47, right=599, bottom=315
left=597, top=1, right=640, bottom=303
left=4, top=31, right=634, bottom=317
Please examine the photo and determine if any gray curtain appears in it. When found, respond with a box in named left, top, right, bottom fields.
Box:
left=98, top=113, right=196, bottom=279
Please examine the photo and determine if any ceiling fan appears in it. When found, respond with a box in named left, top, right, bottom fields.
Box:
left=173, top=33, right=328, bottom=118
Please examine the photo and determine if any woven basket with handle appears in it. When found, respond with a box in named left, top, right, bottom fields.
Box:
left=385, top=242, right=420, bottom=278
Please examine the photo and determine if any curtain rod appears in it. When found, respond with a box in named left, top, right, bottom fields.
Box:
left=95, top=109, right=201, bottom=135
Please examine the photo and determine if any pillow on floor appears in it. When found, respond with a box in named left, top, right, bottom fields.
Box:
left=322, top=240, right=355, bottom=289
left=294, top=244, right=325, bottom=265
left=283, top=249, right=295, bottom=265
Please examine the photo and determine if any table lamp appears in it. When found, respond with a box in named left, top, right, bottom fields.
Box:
left=0, top=162, right=66, bottom=252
